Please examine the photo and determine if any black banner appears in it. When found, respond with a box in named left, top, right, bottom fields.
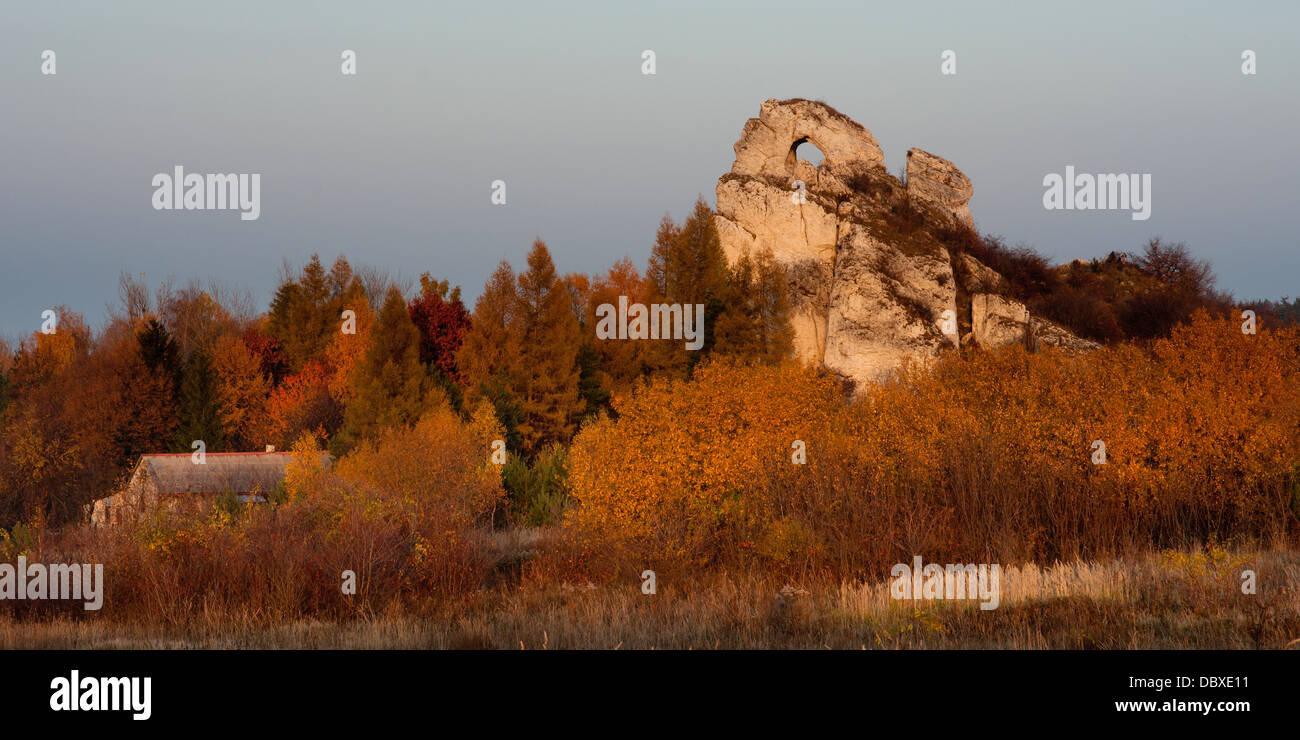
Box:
left=0, top=649, right=1284, bottom=729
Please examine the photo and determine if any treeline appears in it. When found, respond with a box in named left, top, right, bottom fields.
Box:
left=0, top=198, right=791, bottom=529
left=1, top=193, right=1289, bottom=530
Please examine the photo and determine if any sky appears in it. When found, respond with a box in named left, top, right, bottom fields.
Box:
left=2, top=0, right=1296, bottom=340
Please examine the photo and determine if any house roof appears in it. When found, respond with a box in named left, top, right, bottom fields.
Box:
left=134, top=451, right=331, bottom=496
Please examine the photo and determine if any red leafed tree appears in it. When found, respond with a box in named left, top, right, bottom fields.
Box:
left=241, top=325, right=290, bottom=386
left=407, top=273, right=470, bottom=382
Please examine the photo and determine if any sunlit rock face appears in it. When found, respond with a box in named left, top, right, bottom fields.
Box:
left=714, top=98, right=1091, bottom=388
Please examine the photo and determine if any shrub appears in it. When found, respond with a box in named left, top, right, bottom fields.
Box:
left=502, top=444, right=571, bottom=527
left=565, top=360, right=844, bottom=574
left=563, top=315, right=1300, bottom=580
left=1035, top=285, right=1124, bottom=343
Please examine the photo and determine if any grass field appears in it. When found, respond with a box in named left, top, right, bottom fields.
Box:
left=4, top=541, right=1295, bottom=650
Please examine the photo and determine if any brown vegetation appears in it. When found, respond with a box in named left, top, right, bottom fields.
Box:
left=0, top=198, right=1296, bottom=649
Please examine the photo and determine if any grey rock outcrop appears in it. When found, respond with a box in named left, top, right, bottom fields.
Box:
left=713, top=98, right=1094, bottom=388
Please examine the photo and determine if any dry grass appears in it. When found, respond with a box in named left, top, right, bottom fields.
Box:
left=3, top=546, right=1295, bottom=650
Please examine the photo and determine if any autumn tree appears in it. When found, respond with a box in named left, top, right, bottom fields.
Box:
left=713, top=248, right=794, bottom=363
left=0, top=341, right=11, bottom=418
left=0, top=401, right=85, bottom=526
left=513, top=240, right=583, bottom=455
left=258, top=362, right=342, bottom=450
left=324, top=292, right=376, bottom=406
left=267, top=255, right=366, bottom=370
left=649, top=198, right=729, bottom=304
left=457, top=261, right=524, bottom=447
left=407, top=273, right=471, bottom=383
left=174, top=349, right=224, bottom=452
left=63, top=322, right=180, bottom=473
left=644, top=198, right=730, bottom=375
left=562, top=272, right=592, bottom=325
left=339, top=286, right=433, bottom=449
left=645, top=215, right=678, bottom=303
left=0, top=312, right=143, bottom=527
left=212, top=333, right=270, bottom=450
left=586, top=258, right=652, bottom=394
left=115, top=272, right=152, bottom=326
left=241, top=324, right=290, bottom=386
left=102, top=319, right=181, bottom=460
left=5, top=307, right=88, bottom=392
left=1122, top=238, right=1231, bottom=339
left=156, top=282, right=243, bottom=361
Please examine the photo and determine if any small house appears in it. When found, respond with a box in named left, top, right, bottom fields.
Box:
left=90, top=448, right=331, bottom=526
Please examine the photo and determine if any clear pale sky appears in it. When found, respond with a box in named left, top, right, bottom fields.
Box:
left=2, top=0, right=1296, bottom=340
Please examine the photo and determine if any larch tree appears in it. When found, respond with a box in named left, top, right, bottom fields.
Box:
left=212, top=332, right=270, bottom=450
left=457, top=261, right=524, bottom=446
left=267, top=255, right=365, bottom=370
left=565, top=271, right=609, bottom=418
left=644, top=198, right=730, bottom=375
left=513, top=239, right=583, bottom=455
left=325, top=292, right=376, bottom=406
left=587, top=257, right=652, bottom=393
left=340, top=286, right=430, bottom=449
left=713, top=248, right=794, bottom=364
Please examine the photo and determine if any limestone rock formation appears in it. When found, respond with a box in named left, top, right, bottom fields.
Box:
left=1030, top=317, right=1101, bottom=351
left=713, top=98, right=1094, bottom=388
left=959, top=253, right=1004, bottom=294
left=905, top=148, right=974, bottom=228
left=714, top=99, right=958, bottom=383
left=970, top=294, right=1030, bottom=348
left=971, top=294, right=1102, bottom=352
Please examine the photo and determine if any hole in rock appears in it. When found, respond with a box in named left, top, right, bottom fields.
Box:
left=787, top=137, right=826, bottom=169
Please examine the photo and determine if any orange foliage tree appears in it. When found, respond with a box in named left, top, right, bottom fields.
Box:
left=258, top=362, right=342, bottom=450
left=566, top=314, right=1300, bottom=578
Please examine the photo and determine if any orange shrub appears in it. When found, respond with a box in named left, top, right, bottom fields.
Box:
left=563, top=314, right=1300, bottom=579
left=566, top=360, right=844, bottom=572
